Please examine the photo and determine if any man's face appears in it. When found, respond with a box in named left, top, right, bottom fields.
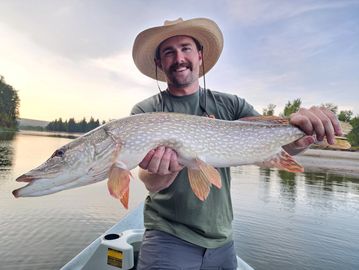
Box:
left=156, top=35, right=202, bottom=88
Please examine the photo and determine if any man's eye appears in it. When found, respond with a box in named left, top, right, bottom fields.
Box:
left=164, top=50, right=174, bottom=56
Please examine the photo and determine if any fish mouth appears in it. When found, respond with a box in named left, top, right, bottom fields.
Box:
left=13, top=174, right=37, bottom=197
left=16, top=174, right=36, bottom=183
left=12, top=188, right=21, bottom=198
left=12, top=171, right=97, bottom=198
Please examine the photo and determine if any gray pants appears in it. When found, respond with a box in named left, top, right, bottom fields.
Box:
left=136, top=230, right=238, bottom=270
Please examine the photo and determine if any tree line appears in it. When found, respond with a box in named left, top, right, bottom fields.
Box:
left=46, top=117, right=105, bottom=133
left=1, top=75, right=358, bottom=147
left=0, top=76, right=20, bottom=130
left=262, top=98, right=359, bottom=147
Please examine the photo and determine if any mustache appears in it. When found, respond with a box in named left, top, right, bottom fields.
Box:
left=170, top=62, right=193, bottom=72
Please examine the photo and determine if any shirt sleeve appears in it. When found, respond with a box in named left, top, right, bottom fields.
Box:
left=130, top=104, right=146, bottom=115
left=235, top=96, right=260, bottom=119
left=130, top=94, right=160, bottom=115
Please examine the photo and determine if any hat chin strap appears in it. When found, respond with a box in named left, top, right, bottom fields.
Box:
left=154, top=62, right=165, bottom=112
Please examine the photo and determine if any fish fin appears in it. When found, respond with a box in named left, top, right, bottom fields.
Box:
left=188, top=169, right=211, bottom=201
left=339, top=121, right=352, bottom=135
left=187, top=159, right=221, bottom=201
left=257, top=150, right=304, bottom=173
left=107, top=165, right=132, bottom=209
left=314, top=137, right=351, bottom=150
left=332, top=137, right=351, bottom=149
left=240, top=115, right=289, bottom=125
left=111, top=143, right=123, bottom=163
left=196, top=159, right=222, bottom=189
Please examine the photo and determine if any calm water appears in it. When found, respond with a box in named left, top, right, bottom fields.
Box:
left=1, top=132, right=359, bottom=270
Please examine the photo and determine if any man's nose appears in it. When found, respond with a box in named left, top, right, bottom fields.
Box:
left=174, top=50, right=185, bottom=63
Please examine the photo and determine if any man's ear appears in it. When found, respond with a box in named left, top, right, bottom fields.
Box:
left=154, top=58, right=163, bottom=70
left=198, top=50, right=203, bottom=66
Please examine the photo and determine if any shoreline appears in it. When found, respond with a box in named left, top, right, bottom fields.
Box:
left=296, top=149, right=359, bottom=177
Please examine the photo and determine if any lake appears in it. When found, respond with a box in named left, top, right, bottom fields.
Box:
left=1, top=131, right=358, bottom=270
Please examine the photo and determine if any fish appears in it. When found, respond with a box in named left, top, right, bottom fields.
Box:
left=12, top=112, right=348, bottom=208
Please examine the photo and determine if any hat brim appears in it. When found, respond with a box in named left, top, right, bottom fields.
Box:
left=132, top=18, right=223, bottom=82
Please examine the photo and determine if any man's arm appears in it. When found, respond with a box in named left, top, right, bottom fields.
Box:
left=283, top=106, right=342, bottom=155
left=138, top=146, right=184, bottom=192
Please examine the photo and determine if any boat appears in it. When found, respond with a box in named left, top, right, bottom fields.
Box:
left=61, top=202, right=255, bottom=270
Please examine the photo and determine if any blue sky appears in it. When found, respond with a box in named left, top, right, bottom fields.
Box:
left=0, top=0, right=358, bottom=121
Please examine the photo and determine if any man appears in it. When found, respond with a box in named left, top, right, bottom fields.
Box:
left=131, top=18, right=341, bottom=269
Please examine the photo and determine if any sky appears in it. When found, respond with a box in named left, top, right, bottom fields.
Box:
left=0, top=0, right=358, bottom=122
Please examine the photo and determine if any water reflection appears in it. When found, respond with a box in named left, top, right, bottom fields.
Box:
left=232, top=162, right=359, bottom=270
left=304, top=171, right=359, bottom=193
left=0, top=131, right=16, bottom=140
left=0, top=132, right=15, bottom=169
left=277, top=170, right=297, bottom=206
left=19, top=130, right=80, bottom=139
left=259, top=167, right=271, bottom=181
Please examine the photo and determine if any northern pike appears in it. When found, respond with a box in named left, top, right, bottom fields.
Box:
left=12, top=112, right=349, bottom=208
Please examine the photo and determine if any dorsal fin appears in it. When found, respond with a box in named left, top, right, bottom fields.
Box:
left=240, top=115, right=289, bottom=125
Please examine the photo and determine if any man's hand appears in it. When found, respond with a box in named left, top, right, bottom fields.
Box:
left=138, top=146, right=184, bottom=192
left=284, top=106, right=342, bottom=155
left=139, top=146, right=183, bottom=174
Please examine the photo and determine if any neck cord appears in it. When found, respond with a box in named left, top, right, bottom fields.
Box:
left=155, top=64, right=165, bottom=112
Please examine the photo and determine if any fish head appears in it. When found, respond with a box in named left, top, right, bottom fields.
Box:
left=13, top=137, right=107, bottom=197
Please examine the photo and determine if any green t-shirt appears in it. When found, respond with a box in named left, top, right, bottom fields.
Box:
left=131, top=88, right=259, bottom=248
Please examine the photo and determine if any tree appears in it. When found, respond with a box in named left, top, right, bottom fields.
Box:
left=263, top=104, right=276, bottom=116
left=347, top=116, right=359, bottom=146
left=321, top=103, right=338, bottom=114
left=282, top=98, right=301, bottom=117
left=67, top=118, right=76, bottom=132
left=338, top=110, right=353, bottom=122
left=46, top=116, right=102, bottom=133
left=0, top=76, right=20, bottom=129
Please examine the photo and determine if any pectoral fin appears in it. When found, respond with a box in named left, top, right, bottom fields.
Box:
left=257, top=150, right=304, bottom=173
left=188, top=159, right=222, bottom=201
left=107, top=165, right=132, bottom=209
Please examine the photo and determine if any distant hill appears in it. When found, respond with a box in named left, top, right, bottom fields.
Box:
left=18, top=118, right=49, bottom=128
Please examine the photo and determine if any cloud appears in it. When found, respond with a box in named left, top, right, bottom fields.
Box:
left=0, top=0, right=358, bottom=120
left=0, top=0, right=171, bottom=59
left=89, top=52, right=153, bottom=88
left=225, top=0, right=359, bottom=25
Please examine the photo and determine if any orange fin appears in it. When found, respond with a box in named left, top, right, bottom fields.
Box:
left=315, top=137, right=351, bottom=150
left=241, top=115, right=289, bottom=125
left=187, top=159, right=221, bottom=201
left=188, top=169, right=211, bottom=201
left=107, top=165, right=132, bottom=209
left=196, top=159, right=222, bottom=189
left=257, top=150, right=304, bottom=173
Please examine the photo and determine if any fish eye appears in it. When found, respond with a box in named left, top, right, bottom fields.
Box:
left=51, top=149, right=65, bottom=158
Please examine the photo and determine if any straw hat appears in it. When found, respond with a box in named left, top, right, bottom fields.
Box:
left=132, top=17, right=224, bottom=82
